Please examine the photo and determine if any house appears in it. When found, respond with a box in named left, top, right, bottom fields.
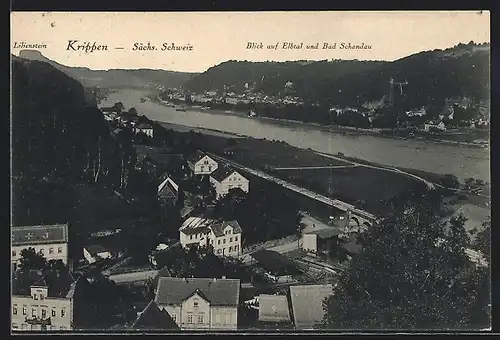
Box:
left=424, top=121, right=447, bottom=132
left=158, top=176, right=179, bottom=207
left=289, top=284, right=334, bottom=329
left=11, top=269, right=80, bottom=331
left=135, top=123, right=154, bottom=138
left=258, top=294, right=291, bottom=323
left=12, top=224, right=69, bottom=271
left=209, top=165, right=250, bottom=199
left=154, top=277, right=240, bottom=330
left=130, top=300, right=180, bottom=330
left=179, top=217, right=242, bottom=257
left=250, top=250, right=301, bottom=283
left=83, top=245, right=112, bottom=264
left=301, top=227, right=342, bottom=255
left=187, top=151, right=218, bottom=176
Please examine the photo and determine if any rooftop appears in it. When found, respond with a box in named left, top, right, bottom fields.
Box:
left=158, top=177, right=179, bottom=200
left=289, top=284, right=334, bottom=329
left=130, top=300, right=179, bottom=330
left=186, top=150, right=209, bottom=165
left=179, top=217, right=242, bottom=237
left=136, top=123, right=153, bottom=129
left=250, top=250, right=302, bottom=276
left=210, top=164, right=239, bottom=182
left=155, top=277, right=240, bottom=307
left=306, top=227, right=342, bottom=239
left=12, top=269, right=77, bottom=299
left=12, top=224, right=68, bottom=246
left=84, top=244, right=111, bottom=257
left=258, top=294, right=291, bottom=323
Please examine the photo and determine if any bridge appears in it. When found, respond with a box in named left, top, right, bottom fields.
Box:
left=207, top=153, right=379, bottom=228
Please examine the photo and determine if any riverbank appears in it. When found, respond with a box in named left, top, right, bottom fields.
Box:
left=153, top=94, right=489, bottom=149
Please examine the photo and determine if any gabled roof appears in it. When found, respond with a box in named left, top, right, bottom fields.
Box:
left=289, top=284, right=334, bottom=329
left=12, top=224, right=68, bottom=246
left=259, top=294, right=291, bottom=323
left=84, top=244, right=110, bottom=257
left=210, top=164, right=239, bottom=182
left=155, top=277, right=240, bottom=307
left=136, top=123, right=153, bottom=129
left=306, top=227, right=342, bottom=240
left=158, top=177, right=178, bottom=200
left=186, top=150, right=210, bottom=165
left=210, top=220, right=242, bottom=237
left=12, top=269, right=77, bottom=299
left=131, top=300, right=179, bottom=330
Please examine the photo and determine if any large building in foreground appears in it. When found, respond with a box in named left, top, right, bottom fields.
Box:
left=11, top=269, right=80, bottom=331
left=11, top=224, right=69, bottom=271
left=154, top=277, right=240, bottom=330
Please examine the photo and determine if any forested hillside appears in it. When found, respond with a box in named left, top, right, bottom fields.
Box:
left=18, top=49, right=196, bottom=89
left=185, top=42, right=490, bottom=109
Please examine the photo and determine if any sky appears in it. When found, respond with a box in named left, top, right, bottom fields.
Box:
left=11, top=11, right=490, bottom=73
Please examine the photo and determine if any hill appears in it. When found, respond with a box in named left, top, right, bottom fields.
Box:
left=184, top=42, right=490, bottom=109
left=17, top=49, right=196, bottom=90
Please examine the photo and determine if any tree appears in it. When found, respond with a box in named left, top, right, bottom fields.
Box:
left=472, top=220, right=490, bottom=262
left=18, top=247, right=48, bottom=271
left=113, top=102, right=125, bottom=113
left=441, top=174, right=460, bottom=189
left=320, top=190, right=487, bottom=330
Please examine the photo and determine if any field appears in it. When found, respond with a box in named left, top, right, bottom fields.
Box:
left=275, top=167, right=426, bottom=215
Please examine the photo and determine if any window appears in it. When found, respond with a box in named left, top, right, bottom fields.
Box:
left=193, top=300, right=199, bottom=307
left=235, top=236, right=238, bottom=242
left=49, top=248, right=54, bottom=254
left=217, top=240, right=220, bottom=245
left=61, top=309, right=65, bottom=318
left=235, top=245, right=239, bottom=253
left=225, top=314, right=230, bottom=325
left=187, top=314, right=193, bottom=324
left=39, top=248, right=44, bottom=255
left=229, top=246, right=233, bottom=252
left=12, top=323, right=18, bottom=329
left=208, top=166, right=212, bottom=172
left=12, top=250, right=16, bottom=257
left=190, top=235, right=193, bottom=240
left=40, top=294, right=44, bottom=300
left=51, top=310, right=56, bottom=317
left=198, top=313, right=204, bottom=324
left=32, top=308, right=36, bottom=317
left=13, top=306, right=17, bottom=315
left=223, top=239, right=226, bottom=244
left=172, top=314, right=176, bottom=322
left=57, top=247, right=62, bottom=253
left=41, top=309, right=46, bottom=318
left=34, top=294, right=38, bottom=300
left=217, top=249, right=221, bottom=254
left=22, top=307, right=27, bottom=315
left=230, top=237, right=233, bottom=242
left=216, top=314, right=221, bottom=323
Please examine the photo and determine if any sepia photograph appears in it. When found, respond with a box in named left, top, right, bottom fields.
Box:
left=10, top=11, right=491, bottom=333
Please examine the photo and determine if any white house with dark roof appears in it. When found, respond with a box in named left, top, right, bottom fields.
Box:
left=11, top=224, right=69, bottom=271
left=154, top=277, right=240, bottom=330
left=83, top=244, right=112, bottom=264
left=187, top=150, right=218, bottom=176
left=209, top=165, right=249, bottom=199
left=289, top=284, right=334, bottom=329
left=179, top=217, right=242, bottom=257
left=11, top=269, right=80, bottom=331
left=134, top=123, right=154, bottom=137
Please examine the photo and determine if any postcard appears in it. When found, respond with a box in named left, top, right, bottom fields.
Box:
left=10, top=11, right=491, bottom=333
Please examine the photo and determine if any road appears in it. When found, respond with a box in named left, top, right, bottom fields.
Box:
left=108, top=270, right=159, bottom=284
left=207, top=152, right=377, bottom=222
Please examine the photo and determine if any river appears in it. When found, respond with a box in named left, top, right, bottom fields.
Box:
left=100, top=89, right=490, bottom=182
